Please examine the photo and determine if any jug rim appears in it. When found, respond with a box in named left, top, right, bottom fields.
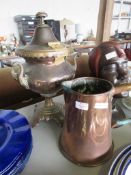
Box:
left=62, top=77, right=114, bottom=97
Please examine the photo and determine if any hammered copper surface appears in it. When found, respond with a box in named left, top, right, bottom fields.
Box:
left=22, top=60, right=75, bottom=96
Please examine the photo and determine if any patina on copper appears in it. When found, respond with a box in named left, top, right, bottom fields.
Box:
left=59, top=77, right=131, bottom=166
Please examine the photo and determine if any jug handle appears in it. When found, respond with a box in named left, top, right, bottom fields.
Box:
left=11, top=63, right=29, bottom=89
left=112, top=83, right=131, bottom=95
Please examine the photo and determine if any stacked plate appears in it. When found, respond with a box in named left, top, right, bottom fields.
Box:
left=108, top=144, right=131, bottom=175
left=0, top=110, right=33, bottom=175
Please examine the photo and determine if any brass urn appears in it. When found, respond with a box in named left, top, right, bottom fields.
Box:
left=12, top=12, right=76, bottom=126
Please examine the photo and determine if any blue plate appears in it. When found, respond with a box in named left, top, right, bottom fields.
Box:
left=117, top=149, right=131, bottom=175
left=108, top=144, right=131, bottom=175
left=0, top=110, right=33, bottom=175
left=122, top=159, right=131, bottom=175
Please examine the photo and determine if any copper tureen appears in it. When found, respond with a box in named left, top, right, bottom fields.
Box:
left=12, top=12, right=76, bottom=125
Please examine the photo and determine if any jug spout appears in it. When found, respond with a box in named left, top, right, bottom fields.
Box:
left=62, top=80, right=73, bottom=91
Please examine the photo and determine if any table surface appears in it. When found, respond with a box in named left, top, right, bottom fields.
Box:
left=17, top=95, right=131, bottom=175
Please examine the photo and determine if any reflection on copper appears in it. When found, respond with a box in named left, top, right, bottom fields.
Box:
left=89, top=110, right=109, bottom=144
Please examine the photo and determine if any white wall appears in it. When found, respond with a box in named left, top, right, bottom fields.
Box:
left=0, top=0, right=100, bottom=42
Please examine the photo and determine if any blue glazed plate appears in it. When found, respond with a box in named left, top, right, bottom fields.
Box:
left=0, top=110, right=33, bottom=175
left=122, top=159, right=131, bottom=175
left=117, top=150, right=131, bottom=175
left=108, top=144, right=131, bottom=175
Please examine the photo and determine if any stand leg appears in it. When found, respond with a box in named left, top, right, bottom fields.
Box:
left=31, top=97, right=64, bottom=127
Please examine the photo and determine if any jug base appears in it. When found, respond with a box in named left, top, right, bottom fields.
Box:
left=59, top=139, right=114, bottom=167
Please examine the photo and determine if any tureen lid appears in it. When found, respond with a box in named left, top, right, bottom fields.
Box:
left=15, top=12, right=68, bottom=59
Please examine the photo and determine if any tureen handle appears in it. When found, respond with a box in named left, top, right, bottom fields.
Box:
left=11, top=63, right=29, bottom=89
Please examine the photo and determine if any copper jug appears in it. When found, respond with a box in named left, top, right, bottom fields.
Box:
left=59, top=77, right=131, bottom=166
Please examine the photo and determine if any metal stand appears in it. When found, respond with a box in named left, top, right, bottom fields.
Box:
left=31, top=97, right=64, bottom=127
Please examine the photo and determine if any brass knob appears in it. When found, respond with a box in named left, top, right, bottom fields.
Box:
left=36, top=12, right=48, bottom=25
